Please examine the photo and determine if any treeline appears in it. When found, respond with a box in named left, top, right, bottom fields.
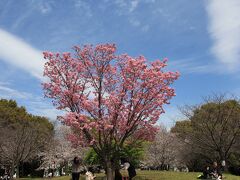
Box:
left=143, top=95, right=240, bottom=175
left=171, top=95, right=240, bottom=175
left=1, top=95, right=240, bottom=178
left=0, top=99, right=54, bottom=178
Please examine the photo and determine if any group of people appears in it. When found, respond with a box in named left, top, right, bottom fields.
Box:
left=198, top=162, right=224, bottom=180
left=71, top=157, right=136, bottom=180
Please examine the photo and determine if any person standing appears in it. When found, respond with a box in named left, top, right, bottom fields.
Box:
left=121, top=158, right=136, bottom=180
left=72, top=157, right=81, bottom=180
left=127, top=163, right=136, bottom=180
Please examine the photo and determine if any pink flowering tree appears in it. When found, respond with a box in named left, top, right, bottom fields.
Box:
left=42, top=44, right=179, bottom=180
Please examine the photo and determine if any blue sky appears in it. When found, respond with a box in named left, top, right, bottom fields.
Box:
left=0, top=0, right=240, bottom=128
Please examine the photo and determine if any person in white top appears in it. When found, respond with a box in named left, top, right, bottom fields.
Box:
left=121, top=158, right=136, bottom=180
left=85, top=167, right=96, bottom=180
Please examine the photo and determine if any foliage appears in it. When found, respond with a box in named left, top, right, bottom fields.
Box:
left=171, top=95, right=240, bottom=172
left=0, top=99, right=27, bottom=127
left=119, top=143, right=145, bottom=167
left=0, top=99, right=54, bottom=178
left=171, top=120, right=192, bottom=140
left=228, top=153, right=240, bottom=175
left=84, top=148, right=101, bottom=165
left=84, top=143, right=144, bottom=167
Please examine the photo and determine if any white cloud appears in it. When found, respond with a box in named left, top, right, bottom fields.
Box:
left=0, top=28, right=45, bottom=80
left=206, top=0, right=240, bottom=71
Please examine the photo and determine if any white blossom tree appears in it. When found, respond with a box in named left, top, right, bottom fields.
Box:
left=144, top=126, right=182, bottom=170
left=38, top=125, right=88, bottom=175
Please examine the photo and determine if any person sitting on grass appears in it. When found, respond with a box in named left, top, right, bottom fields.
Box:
left=197, top=165, right=211, bottom=179
left=209, top=162, right=222, bottom=180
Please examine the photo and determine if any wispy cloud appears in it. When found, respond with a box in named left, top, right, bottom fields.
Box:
left=129, top=0, right=139, bottom=12
left=206, top=0, right=240, bottom=71
left=129, top=18, right=141, bottom=27
left=12, top=10, right=33, bottom=29
left=168, top=56, right=219, bottom=74
left=159, top=105, right=183, bottom=129
left=0, top=84, right=30, bottom=99
left=74, top=0, right=92, bottom=17
left=115, top=0, right=139, bottom=14
left=38, top=1, right=53, bottom=14
left=6, top=1, right=53, bottom=29
left=27, top=97, right=63, bottom=120
left=0, top=82, right=61, bottom=121
left=0, top=28, right=45, bottom=80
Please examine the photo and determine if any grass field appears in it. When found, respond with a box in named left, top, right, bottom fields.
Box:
left=21, top=170, right=240, bottom=180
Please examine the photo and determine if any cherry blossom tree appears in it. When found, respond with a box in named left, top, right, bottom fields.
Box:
left=43, top=44, right=179, bottom=180
left=38, top=125, right=87, bottom=175
left=144, top=126, right=181, bottom=170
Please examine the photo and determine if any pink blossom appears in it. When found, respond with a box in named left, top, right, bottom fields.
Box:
left=42, top=43, right=179, bottom=151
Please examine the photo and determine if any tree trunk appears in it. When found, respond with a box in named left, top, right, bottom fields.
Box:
left=9, top=163, right=15, bottom=180
left=106, top=160, right=115, bottom=180
left=218, top=151, right=227, bottom=172
left=16, top=163, right=20, bottom=178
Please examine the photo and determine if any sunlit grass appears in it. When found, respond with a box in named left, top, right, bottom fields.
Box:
left=20, top=170, right=239, bottom=180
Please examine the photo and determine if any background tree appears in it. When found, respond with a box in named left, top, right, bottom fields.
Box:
left=228, top=152, right=240, bottom=175
left=38, top=125, right=87, bottom=175
left=0, top=99, right=53, bottom=178
left=172, top=95, right=240, bottom=170
left=144, top=126, right=181, bottom=170
left=43, top=44, right=179, bottom=180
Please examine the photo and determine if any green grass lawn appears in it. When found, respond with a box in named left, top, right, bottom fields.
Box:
left=20, top=170, right=240, bottom=180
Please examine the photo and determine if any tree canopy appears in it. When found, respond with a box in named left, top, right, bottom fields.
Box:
left=171, top=96, right=240, bottom=168
left=0, top=99, right=54, bottom=178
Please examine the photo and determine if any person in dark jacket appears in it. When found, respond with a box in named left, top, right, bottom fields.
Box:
left=203, top=165, right=211, bottom=179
